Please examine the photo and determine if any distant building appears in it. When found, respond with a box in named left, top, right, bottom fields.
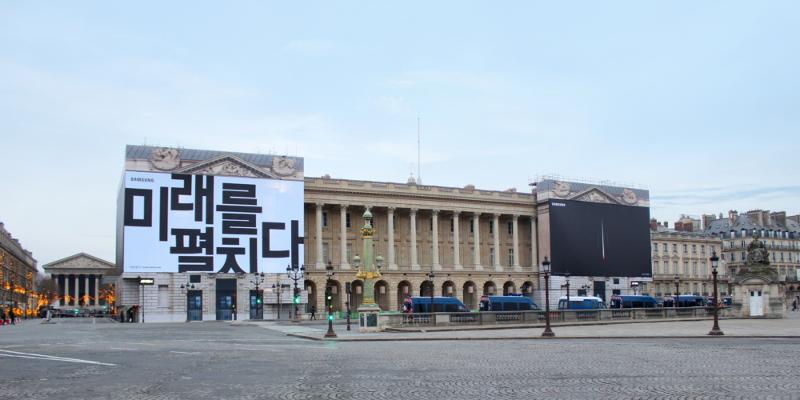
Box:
left=0, top=222, right=37, bottom=316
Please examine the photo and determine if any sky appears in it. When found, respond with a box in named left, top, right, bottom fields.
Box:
left=1, top=1, right=798, bottom=268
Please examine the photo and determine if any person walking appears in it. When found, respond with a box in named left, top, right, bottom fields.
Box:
left=792, top=298, right=797, bottom=312
left=309, top=306, right=316, bottom=320
left=0, top=308, right=6, bottom=326
left=8, top=308, right=15, bottom=325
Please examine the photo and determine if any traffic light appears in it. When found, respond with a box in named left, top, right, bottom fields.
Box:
left=293, top=287, right=300, bottom=304
left=256, top=298, right=262, bottom=304
left=328, top=313, right=334, bottom=321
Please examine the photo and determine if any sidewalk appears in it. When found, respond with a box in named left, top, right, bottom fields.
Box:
left=238, top=312, right=800, bottom=341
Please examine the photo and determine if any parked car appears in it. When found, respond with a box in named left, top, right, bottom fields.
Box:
left=479, top=295, right=539, bottom=311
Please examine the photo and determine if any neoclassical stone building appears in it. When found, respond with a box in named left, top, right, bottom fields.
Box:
left=302, top=176, right=539, bottom=312
left=646, top=225, right=727, bottom=297
left=0, top=222, right=37, bottom=316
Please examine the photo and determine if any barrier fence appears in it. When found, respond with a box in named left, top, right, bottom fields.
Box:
left=380, top=306, right=732, bottom=329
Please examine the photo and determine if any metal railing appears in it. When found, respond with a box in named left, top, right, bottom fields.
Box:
left=381, top=307, right=727, bottom=329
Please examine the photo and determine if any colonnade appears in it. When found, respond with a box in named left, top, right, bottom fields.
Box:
left=53, top=274, right=102, bottom=306
left=312, top=204, right=538, bottom=272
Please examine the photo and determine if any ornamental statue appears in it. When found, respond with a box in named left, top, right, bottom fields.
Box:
left=746, top=233, right=770, bottom=266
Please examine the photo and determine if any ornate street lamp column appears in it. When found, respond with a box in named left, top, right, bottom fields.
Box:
left=324, top=263, right=337, bottom=338
left=674, top=274, right=680, bottom=309
left=708, top=251, right=724, bottom=336
left=541, top=257, right=555, bottom=337
left=355, top=209, right=383, bottom=332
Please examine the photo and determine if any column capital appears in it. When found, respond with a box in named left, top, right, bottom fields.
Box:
left=472, top=212, right=481, bottom=218
left=315, top=202, right=324, bottom=208
left=409, top=208, right=418, bottom=215
left=493, top=213, right=501, bottom=218
left=452, top=210, right=461, bottom=216
left=512, top=214, right=520, bottom=220
left=340, top=204, right=348, bottom=210
left=431, top=209, right=440, bottom=215
left=387, top=206, right=396, bottom=213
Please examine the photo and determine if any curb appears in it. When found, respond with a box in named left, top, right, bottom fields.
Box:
left=286, top=332, right=800, bottom=342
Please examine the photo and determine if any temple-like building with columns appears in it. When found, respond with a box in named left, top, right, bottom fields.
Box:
left=43, top=253, right=117, bottom=310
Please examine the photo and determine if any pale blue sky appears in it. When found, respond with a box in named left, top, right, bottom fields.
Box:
left=1, top=1, right=798, bottom=267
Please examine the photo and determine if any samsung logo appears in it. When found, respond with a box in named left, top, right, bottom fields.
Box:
left=552, top=202, right=566, bottom=207
left=130, top=177, right=154, bottom=183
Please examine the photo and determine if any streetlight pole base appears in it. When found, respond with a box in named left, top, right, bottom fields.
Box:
left=708, top=329, right=724, bottom=336
left=541, top=328, right=555, bottom=337
left=324, top=329, right=338, bottom=338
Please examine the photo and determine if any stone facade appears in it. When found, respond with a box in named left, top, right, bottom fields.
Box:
left=0, top=222, right=37, bottom=316
left=646, top=225, right=727, bottom=297
left=42, top=253, right=117, bottom=309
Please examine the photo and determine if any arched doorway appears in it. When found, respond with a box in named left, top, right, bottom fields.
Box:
left=521, top=281, right=534, bottom=299
left=463, top=281, right=477, bottom=310
left=442, top=281, right=456, bottom=297
left=483, top=281, right=497, bottom=296
left=397, top=281, right=412, bottom=310
left=503, top=281, right=516, bottom=295
left=420, top=281, right=434, bottom=297
left=374, top=280, right=390, bottom=311
left=325, top=280, right=342, bottom=313
left=304, top=280, right=317, bottom=314
left=351, top=280, right=364, bottom=310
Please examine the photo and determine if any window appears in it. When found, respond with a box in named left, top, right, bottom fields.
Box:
left=469, top=247, right=474, bottom=264
left=673, top=261, right=678, bottom=274
left=741, top=252, right=746, bottom=261
left=345, top=212, right=351, bottom=228
left=508, top=249, right=514, bottom=266
left=692, top=245, right=696, bottom=254
left=653, top=243, right=657, bottom=253
left=672, top=244, right=677, bottom=253
left=507, top=221, right=513, bottom=235
left=322, top=211, right=328, bottom=227
left=323, top=243, right=330, bottom=263
left=430, top=218, right=434, bottom=231
left=612, top=289, right=621, bottom=295
left=683, top=244, right=688, bottom=254
left=346, top=244, right=352, bottom=263
left=450, top=218, right=454, bottom=232
left=489, top=221, right=494, bottom=234
left=490, top=248, right=495, bottom=265
left=158, top=285, right=169, bottom=308
left=189, top=275, right=201, bottom=283
left=684, top=262, right=689, bottom=275
left=701, top=262, right=707, bottom=276
left=662, top=243, right=667, bottom=252
left=692, top=262, right=697, bottom=276
left=613, top=278, right=620, bottom=284
left=470, top=220, right=474, bottom=233
left=701, top=244, right=705, bottom=254
left=654, top=261, right=660, bottom=274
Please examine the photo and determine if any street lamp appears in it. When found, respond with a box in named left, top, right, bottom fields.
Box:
left=250, top=272, right=265, bottom=320
left=324, top=261, right=337, bottom=338
left=179, top=283, right=196, bottom=322
left=541, top=257, right=554, bottom=337
left=272, top=283, right=284, bottom=320
left=286, top=264, right=305, bottom=322
left=426, top=268, right=435, bottom=315
left=562, top=272, right=570, bottom=306
left=630, top=281, right=639, bottom=296
left=673, top=274, right=680, bottom=308
left=708, top=251, right=724, bottom=336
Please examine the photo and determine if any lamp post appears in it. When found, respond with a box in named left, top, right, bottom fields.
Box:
left=324, top=261, right=337, bottom=338
left=179, top=283, right=196, bottom=322
left=630, top=281, right=639, bottom=296
left=427, top=268, right=435, bottom=314
left=708, top=251, right=724, bottom=336
left=272, top=283, right=283, bottom=320
left=541, top=257, right=554, bottom=337
left=563, top=272, right=570, bottom=305
left=250, top=272, right=265, bottom=320
left=286, top=264, right=305, bottom=322
left=673, top=274, right=680, bottom=308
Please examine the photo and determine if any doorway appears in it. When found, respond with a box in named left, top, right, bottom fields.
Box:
left=593, top=281, right=606, bottom=302
left=187, top=291, right=202, bottom=321
left=216, top=279, right=237, bottom=321
left=249, top=290, right=263, bottom=320
left=749, top=290, right=763, bottom=317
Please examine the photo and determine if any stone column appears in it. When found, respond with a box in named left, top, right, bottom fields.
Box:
left=431, top=210, right=441, bottom=270
left=339, top=204, right=350, bottom=270
left=65, top=275, right=70, bottom=306
left=410, top=209, right=420, bottom=270
left=453, top=211, right=463, bottom=270
left=84, top=275, right=89, bottom=305
left=512, top=215, right=521, bottom=271
left=74, top=275, right=80, bottom=305
left=493, top=214, right=503, bottom=271
left=94, top=275, right=100, bottom=306
left=55, top=275, right=62, bottom=307
left=472, top=213, right=482, bottom=271
left=315, top=203, right=325, bottom=269
left=531, top=216, right=538, bottom=269
left=387, top=207, right=397, bottom=270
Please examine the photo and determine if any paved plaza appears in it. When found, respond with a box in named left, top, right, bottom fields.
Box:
left=1, top=318, right=799, bottom=399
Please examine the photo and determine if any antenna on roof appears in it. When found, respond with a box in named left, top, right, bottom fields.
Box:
left=417, top=117, right=422, bottom=185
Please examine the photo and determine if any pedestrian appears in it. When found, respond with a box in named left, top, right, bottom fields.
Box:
left=0, top=308, right=6, bottom=326
left=310, top=306, right=316, bottom=320
left=793, top=298, right=797, bottom=312
left=8, top=308, right=14, bottom=325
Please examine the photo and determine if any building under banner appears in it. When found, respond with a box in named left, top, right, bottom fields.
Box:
left=533, top=178, right=652, bottom=307
left=116, top=145, right=305, bottom=322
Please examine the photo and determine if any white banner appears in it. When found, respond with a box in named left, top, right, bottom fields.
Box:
left=122, top=171, right=304, bottom=273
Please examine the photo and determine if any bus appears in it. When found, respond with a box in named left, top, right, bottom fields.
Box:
left=479, top=295, right=539, bottom=311
left=407, top=296, right=470, bottom=313
left=609, top=295, right=658, bottom=309
left=557, top=296, right=605, bottom=310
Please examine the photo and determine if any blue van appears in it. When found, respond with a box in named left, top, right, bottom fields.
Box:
left=609, top=295, right=658, bottom=309
left=675, top=295, right=707, bottom=307
left=408, top=296, right=469, bottom=313
left=557, top=296, right=605, bottom=310
left=479, top=295, right=539, bottom=311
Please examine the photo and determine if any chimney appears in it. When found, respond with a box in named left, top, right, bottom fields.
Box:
left=728, top=210, right=738, bottom=224
left=650, top=218, right=658, bottom=231
left=702, top=214, right=716, bottom=231
left=772, top=211, right=786, bottom=227
left=663, top=221, right=669, bottom=228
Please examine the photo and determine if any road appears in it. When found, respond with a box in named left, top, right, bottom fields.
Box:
left=0, top=319, right=798, bottom=399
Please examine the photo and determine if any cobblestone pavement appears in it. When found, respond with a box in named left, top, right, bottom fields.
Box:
left=1, top=319, right=799, bottom=399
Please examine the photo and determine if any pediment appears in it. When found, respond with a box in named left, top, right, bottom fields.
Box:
left=176, top=155, right=278, bottom=179
left=568, top=188, right=623, bottom=205
left=43, top=253, right=115, bottom=272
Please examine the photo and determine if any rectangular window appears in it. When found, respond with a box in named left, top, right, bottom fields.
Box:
left=662, top=243, right=667, bottom=252
left=701, top=244, right=705, bottom=254
left=489, top=221, right=494, bottom=234
left=673, top=261, right=678, bottom=274
left=470, top=220, right=473, bottom=233
left=323, top=243, right=330, bottom=263
left=653, top=261, right=660, bottom=274
left=393, top=215, right=396, bottom=232
left=346, top=244, right=352, bottom=263
left=683, top=244, right=688, bottom=253
left=345, top=212, right=351, bottom=228
left=672, top=244, right=677, bottom=253
left=692, top=262, right=697, bottom=276
left=322, top=211, right=328, bottom=227
left=507, top=221, right=513, bottom=235
left=158, top=285, right=169, bottom=308
left=613, top=278, right=620, bottom=284
left=450, top=218, right=454, bottom=232
left=189, top=275, right=201, bottom=283
left=508, top=249, right=514, bottom=266
left=692, top=245, right=696, bottom=254
left=684, top=262, right=689, bottom=275
left=430, top=218, right=433, bottom=231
